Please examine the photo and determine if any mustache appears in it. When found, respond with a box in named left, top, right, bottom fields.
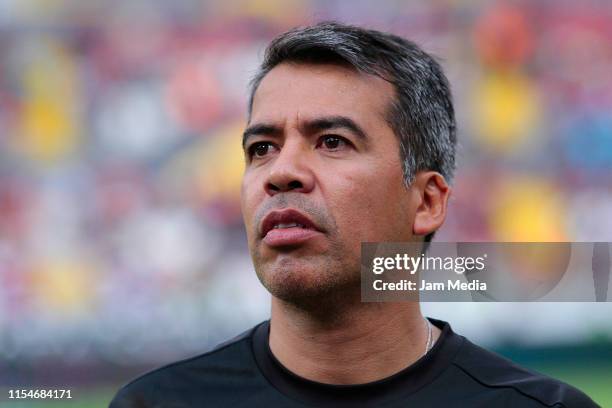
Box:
left=253, top=194, right=335, bottom=235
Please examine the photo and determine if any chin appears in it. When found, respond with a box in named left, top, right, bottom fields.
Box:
left=255, top=256, right=359, bottom=306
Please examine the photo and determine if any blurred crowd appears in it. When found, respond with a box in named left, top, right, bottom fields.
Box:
left=1, top=0, right=611, bottom=363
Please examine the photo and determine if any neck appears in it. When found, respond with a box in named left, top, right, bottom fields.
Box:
left=269, top=294, right=439, bottom=385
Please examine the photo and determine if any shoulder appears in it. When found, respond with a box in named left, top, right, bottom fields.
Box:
left=450, top=337, right=599, bottom=407
left=109, top=323, right=265, bottom=408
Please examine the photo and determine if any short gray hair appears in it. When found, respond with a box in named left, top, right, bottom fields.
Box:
left=248, top=21, right=457, bottom=186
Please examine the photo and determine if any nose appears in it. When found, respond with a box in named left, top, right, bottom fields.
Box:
left=265, top=140, right=315, bottom=196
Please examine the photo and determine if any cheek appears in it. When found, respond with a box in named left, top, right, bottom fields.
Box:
left=240, top=181, right=249, bottom=221
left=240, top=176, right=260, bottom=239
left=331, top=170, right=413, bottom=243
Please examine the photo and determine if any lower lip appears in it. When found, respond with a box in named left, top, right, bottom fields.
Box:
left=263, top=227, right=322, bottom=247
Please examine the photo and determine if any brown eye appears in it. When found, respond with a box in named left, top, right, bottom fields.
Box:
left=320, top=135, right=347, bottom=150
left=249, top=142, right=275, bottom=158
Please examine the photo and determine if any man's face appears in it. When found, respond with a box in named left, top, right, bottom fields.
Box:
left=241, top=62, right=420, bottom=302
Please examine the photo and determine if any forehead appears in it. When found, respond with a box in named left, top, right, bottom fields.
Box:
left=250, top=62, right=395, bottom=126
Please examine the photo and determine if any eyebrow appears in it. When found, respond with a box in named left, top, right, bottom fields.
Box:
left=242, top=115, right=368, bottom=147
left=242, top=123, right=282, bottom=147
left=304, top=116, right=368, bottom=141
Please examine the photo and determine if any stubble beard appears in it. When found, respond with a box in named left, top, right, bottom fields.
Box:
left=248, top=194, right=363, bottom=317
left=252, top=242, right=363, bottom=317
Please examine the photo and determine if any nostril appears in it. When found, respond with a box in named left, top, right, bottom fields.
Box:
left=288, top=180, right=303, bottom=190
left=267, top=180, right=303, bottom=194
left=267, top=183, right=281, bottom=192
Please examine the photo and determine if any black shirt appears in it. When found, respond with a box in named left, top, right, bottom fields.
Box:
left=110, top=318, right=599, bottom=407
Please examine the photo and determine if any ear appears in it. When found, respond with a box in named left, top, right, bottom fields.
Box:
left=411, top=171, right=451, bottom=237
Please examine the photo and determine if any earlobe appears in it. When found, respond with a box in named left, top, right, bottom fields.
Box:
left=412, top=172, right=451, bottom=237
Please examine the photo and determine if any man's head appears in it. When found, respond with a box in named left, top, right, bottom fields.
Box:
left=240, top=22, right=456, bottom=306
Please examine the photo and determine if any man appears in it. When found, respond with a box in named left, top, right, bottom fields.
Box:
left=111, top=22, right=598, bottom=407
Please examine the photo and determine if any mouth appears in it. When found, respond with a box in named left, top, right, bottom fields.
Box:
left=260, top=209, right=324, bottom=247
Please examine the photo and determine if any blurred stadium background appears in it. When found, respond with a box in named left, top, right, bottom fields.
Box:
left=0, top=0, right=611, bottom=406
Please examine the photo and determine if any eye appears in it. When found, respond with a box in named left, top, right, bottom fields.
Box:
left=248, top=142, right=276, bottom=159
left=318, top=135, right=350, bottom=151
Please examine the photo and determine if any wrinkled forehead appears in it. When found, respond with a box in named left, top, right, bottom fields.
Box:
left=250, top=62, right=395, bottom=128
